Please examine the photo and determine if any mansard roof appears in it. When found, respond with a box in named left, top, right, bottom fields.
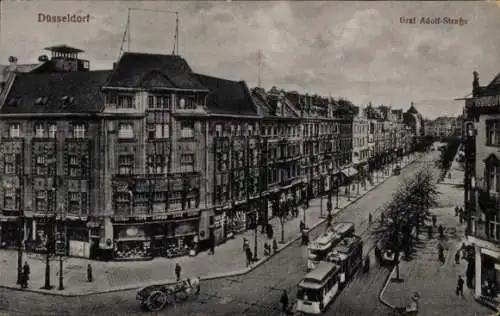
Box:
left=194, top=73, right=258, bottom=116
left=1, top=70, right=112, bottom=114
left=105, top=52, right=207, bottom=91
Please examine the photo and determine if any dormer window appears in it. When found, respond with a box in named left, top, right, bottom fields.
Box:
left=7, top=97, right=20, bottom=106
left=61, top=96, right=74, bottom=105
left=35, top=97, right=48, bottom=105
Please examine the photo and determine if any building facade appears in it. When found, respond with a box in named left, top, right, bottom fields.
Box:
left=0, top=45, right=417, bottom=260
left=464, top=70, right=500, bottom=299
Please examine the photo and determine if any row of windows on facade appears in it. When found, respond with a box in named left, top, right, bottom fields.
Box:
left=106, top=94, right=203, bottom=110
left=3, top=154, right=89, bottom=178
left=7, top=123, right=85, bottom=138
left=117, top=154, right=195, bottom=176
left=5, top=122, right=196, bottom=140
left=3, top=190, right=86, bottom=214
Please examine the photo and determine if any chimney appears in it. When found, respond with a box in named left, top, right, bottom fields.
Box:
left=8, top=56, right=18, bottom=72
left=473, top=70, right=480, bottom=97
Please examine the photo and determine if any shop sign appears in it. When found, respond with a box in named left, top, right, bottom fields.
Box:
left=118, top=226, right=145, bottom=239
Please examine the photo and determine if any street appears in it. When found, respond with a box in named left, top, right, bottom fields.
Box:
left=0, top=153, right=437, bottom=316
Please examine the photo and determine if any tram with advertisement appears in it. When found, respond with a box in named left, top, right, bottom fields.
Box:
left=326, top=235, right=363, bottom=287
left=296, top=261, right=340, bottom=315
left=307, top=222, right=355, bottom=271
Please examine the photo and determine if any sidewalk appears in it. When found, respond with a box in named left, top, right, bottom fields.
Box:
left=441, top=156, right=464, bottom=186
left=0, top=156, right=416, bottom=296
left=380, top=183, right=491, bottom=316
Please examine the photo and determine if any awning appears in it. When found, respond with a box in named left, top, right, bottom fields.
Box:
left=340, top=167, right=358, bottom=178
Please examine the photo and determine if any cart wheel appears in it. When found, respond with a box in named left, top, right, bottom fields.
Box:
left=176, top=290, right=189, bottom=301
left=146, top=291, right=167, bottom=312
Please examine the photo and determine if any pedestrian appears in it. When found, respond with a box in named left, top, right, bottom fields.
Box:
left=438, top=225, right=444, bottom=238
left=267, top=223, right=274, bottom=240
left=455, top=206, right=459, bottom=217
left=245, top=247, right=253, bottom=267
left=264, top=242, right=271, bottom=256
left=175, top=263, right=181, bottom=282
left=273, top=238, right=278, bottom=253
left=280, top=289, right=289, bottom=314
left=374, top=245, right=381, bottom=264
left=327, top=213, right=332, bottom=228
left=438, top=244, right=445, bottom=263
left=299, top=220, right=305, bottom=232
left=368, top=213, right=373, bottom=225
left=87, top=263, right=93, bottom=282
left=432, top=215, right=437, bottom=227
left=243, top=237, right=249, bottom=252
left=22, top=261, right=30, bottom=288
left=363, top=256, right=370, bottom=273
left=456, top=275, right=464, bottom=297
left=427, top=225, right=433, bottom=239
left=455, top=251, right=460, bottom=264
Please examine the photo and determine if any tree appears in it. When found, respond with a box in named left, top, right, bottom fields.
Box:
left=436, top=137, right=461, bottom=179
left=278, top=200, right=289, bottom=243
left=372, top=167, right=439, bottom=280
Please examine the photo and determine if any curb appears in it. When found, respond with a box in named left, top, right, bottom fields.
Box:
left=378, top=264, right=397, bottom=310
left=0, top=158, right=417, bottom=297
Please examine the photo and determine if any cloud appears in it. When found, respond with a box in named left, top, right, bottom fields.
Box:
left=1, top=1, right=500, bottom=118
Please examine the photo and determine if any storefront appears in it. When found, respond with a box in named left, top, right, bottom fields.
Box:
left=0, top=219, right=19, bottom=248
left=475, top=246, right=500, bottom=298
left=212, top=211, right=226, bottom=245
left=164, top=213, right=199, bottom=258
left=230, top=206, right=247, bottom=233
left=113, top=224, right=152, bottom=260
left=67, top=221, right=90, bottom=258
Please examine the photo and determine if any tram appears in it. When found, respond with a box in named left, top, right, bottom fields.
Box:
left=326, top=235, right=363, bottom=287
left=307, top=222, right=355, bottom=271
left=296, top=262, right=340, bottom=315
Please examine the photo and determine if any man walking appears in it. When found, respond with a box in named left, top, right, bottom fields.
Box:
left=280, top=289, right=289, bottom=315
left=245, top=247, right=253, bottom=267
left=175, top=263, right=181, bottom=282
left=456, top=275, right=464, bottom=297
left=22, top=261, right=30, bottom=289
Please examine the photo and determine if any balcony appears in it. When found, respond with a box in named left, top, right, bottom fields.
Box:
left=173, top=104, right=207, bottom=117
left=470, top=219, right=500, bottom=246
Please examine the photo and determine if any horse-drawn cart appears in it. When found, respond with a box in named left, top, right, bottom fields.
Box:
left=136, top=278, right=200, bottom=312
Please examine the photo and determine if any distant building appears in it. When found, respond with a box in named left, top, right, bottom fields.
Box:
left=424, top=116, right=462, bottom=139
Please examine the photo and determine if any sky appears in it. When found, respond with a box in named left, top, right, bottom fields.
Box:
left=1, top=1, right=500, bottom=119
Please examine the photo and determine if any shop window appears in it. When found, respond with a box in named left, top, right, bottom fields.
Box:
left=215, top=124, right=223, bottom=137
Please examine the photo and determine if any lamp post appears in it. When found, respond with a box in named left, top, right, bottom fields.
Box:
left=57, top=204, right=65, bottom=291
left=43, top=188, right=56, bottom=290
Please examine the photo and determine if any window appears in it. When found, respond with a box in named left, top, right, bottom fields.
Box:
left=154, top=124, right=169, bottom=139
left=489, top=214, right=500, bottom=241
left=180, top=154, right=194, bottom=165
left=486, top=120, right=500, bottom=146
left=34, top=124, right=45, bottom=138
left=148, top=95, right=171, bottom=109
left=48, top=124, right=57, bottom=138
left=8, top=124, right=20, bottom=138
left=4, top=154, right=16, bottom=175
left=68, top=155, right=83, bottom=177
left=68, top=192, right=81, bottom=214
left=118, top=155, right=133, bottom=175
left=35, top=190, right=47, bottom=211
left=118, top=123, right=134, bottom=139
left=180, top=122, right=194, bottom=138
left=215, top=124, right=223, bottom=137
left=248, top=125, right=253, bottom=136
left=35, top=155, right=47, bottom=176
left=3, top=187, right=17, bottom=210
left=72, top=124, right=86, bottom=138
left=487, top=163, right=500, bottom=194
left=147, top=155, right=167, bottom=175
left=117, top=95, right=134, bottom=109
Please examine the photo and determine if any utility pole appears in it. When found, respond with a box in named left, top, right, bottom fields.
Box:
left=257, top=49, right=263, bottom=88
left=57, top=204, right=65, bottom=291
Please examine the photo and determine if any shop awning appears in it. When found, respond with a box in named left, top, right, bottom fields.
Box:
left=340, top=167, right=358, bottom=179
